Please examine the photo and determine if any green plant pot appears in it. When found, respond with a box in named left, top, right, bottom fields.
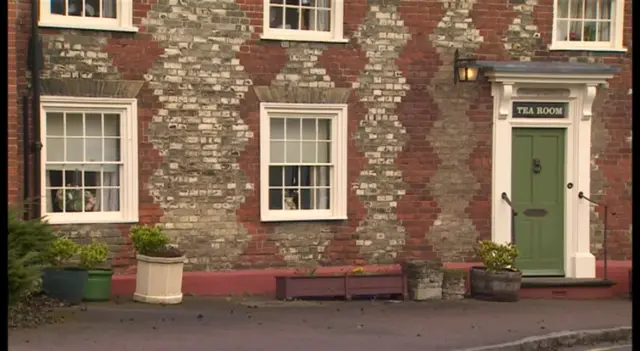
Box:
left=42, top=267, right=88, bottom=305
left=83, top=269, right=113, bottom=302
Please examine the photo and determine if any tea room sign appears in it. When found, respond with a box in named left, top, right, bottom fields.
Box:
left=512, top=102, right=568, bottom=118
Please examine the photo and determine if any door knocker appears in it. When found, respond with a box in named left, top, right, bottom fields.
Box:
left=532, top=158, right=542, bottom=174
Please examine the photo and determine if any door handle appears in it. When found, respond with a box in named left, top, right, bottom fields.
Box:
left=532, top=158, right=542, bottom=174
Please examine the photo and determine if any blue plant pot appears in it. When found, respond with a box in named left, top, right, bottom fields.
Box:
left=42, top=267, right=88, bottom=305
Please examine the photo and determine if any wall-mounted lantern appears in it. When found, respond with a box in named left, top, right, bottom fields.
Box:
left=453, top=49, right=479, bottom=84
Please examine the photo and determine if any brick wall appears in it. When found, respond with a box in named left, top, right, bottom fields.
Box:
left=10, top=0, right=632, bottom=272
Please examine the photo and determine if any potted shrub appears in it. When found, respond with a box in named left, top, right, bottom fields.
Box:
left=80, top=240, right=113, bottom=302
left=470, top=240, right=521, bottom=302
left=41, top=238, right=88, bottom=304
left=130, top=225, right=185, bottom=304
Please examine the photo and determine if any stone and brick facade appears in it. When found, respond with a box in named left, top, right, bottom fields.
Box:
left=8, top=0, right=632, bottom=290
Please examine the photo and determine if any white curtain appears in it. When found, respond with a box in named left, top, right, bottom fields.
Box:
left=102, top=169, right=120, bottom=211
left=103, top=0, right=116, bottom=18
left=311, top=0, right=330, bottom=32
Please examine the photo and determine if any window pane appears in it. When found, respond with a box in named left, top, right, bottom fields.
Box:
left=316, top=188, right=330, bottom=209
left=68, top=0, right=83, bottom=16
left=102, top=188, right=120, bottom=211
left=46, top=113, right=64, bottom=136
left=270, top=0, right=283, bottom=3
left=46, top=138, right=64, bottom=162
left=287, top=0, right=301, bottom=4
left=85, top=188, right=99, bottom=211
left=102, top=0, right=117, bottom=18
left=285, top=7, right=300, bottom=30
left=84, top=170, right=100, bottom=187
left=585, top=0, right=597, bottom=18
left=584, top=22, right=597, bottom=41
left=300, top=166, right=313, bottom=186
left=317, top=141, right=330, bottom=163
left=85, top=113, right=102, bottom=136
left=269, top=189, right=283, bottom=209
left=318, top=119, right=331, bottom=140
left=286, top=141, right=301, bottom=162
left=317, top=9, right=330, bottom=31
left=46, top=169, right=63, bottom=187
left=599, top=0, right=612, bottom=19
left=569, top=21, right=582, bottom=41
left=65, top=169, right=82, bottom=186
left=66, top=113, right=84, bottom=136
left=598, top=22, right=611, bottom=41
left=104, top=138, right=121, bottom=161
left=302, top=8, right=315, bottom=31
left=302, top=142, right=316, bottom=163
left=270, top=141, right=285, bottom=163
left=302, top=119, right=316, bottom=140
left=103, top=169, right=120, bottom=186
left=66, top=138, right=84, bottom=161
left=86, top=138, right=102, bottom=162
left=316, top=0, right=330, bottom=8
left=51, top=0, right=66, bottom=15
left=270, top=6, right=284, bottom=29
left=300, top=189, right=313, bottom=209
left=556, top=20, right=569, bottom=40
left=284, top=190, right=299, bottom=210
left=569, top=0, right=584, bottom=18
left=104, top=114, right=120, bottom=136
left=557, top=0, right=569, bottom=18
left=64, top=188, right=84, bottom=212
left=286, top=119, right=300, bottom=139
left=316, top=166, right=330, bottom=186
left=271, top=118, right=285, bottom=139
left=284, top=166, right=298, bottom=186
left=85, top=0, right=99, bottom=16
left=269, top=166, right=283, bottom=187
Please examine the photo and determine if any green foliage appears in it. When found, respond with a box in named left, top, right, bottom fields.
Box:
left=79, top=241, right=110, bottom=269
left=130, top=225, right=170, bottom=256
left=474, top=240, right=520, bottom=273
left=8, top=208, right=57, bottom=306
left=47, top=238, right=80, bottom=267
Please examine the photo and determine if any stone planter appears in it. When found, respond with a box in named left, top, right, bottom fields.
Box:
left=469, top=266, right=521, bottom=302
left=442, top=269, right=467, bottom=300
left=133, top=254, right=185, bottom=304
left=403, top=261, right=443, bottom=301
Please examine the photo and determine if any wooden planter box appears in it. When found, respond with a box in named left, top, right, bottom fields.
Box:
left=275, top=274, right=408, bottom=300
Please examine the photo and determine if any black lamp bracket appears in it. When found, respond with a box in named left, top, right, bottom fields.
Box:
left=453, top=49, right=477, bottom=84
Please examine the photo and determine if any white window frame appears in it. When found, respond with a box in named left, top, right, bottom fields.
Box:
left=40, top=96, right=139, bottom=224
left=261, top=0, right=347, bottom=43
left=260, top=103, right=348, bottom=222
left=39, top=0, right=138, bottom=33
left=550, top=0, right=626, bottom=52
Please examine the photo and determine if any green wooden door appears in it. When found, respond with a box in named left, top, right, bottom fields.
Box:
left=512, top=128, right=565, bottom=276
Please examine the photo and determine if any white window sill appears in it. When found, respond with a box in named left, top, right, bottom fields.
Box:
left=548, top=44, right=628, bottom=53
left=261, top=213, right=348, bottom=222
left=260, top=33, right=349, bottom=44
left=43, top=215, right=139, bottom=225
left=38, top=21, right=139, bottom=33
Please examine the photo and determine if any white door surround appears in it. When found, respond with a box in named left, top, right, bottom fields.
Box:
left=486, top=70, right=617, bottom=279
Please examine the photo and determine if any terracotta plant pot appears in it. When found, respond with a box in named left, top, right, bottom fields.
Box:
left=469, top=266, right=521, bottom=302
left=133, top=254, right=185, bottom=304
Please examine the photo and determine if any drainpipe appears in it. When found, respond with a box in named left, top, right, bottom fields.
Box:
left=22, top=96, right=30, bottom=219
left=29, top=0, right=43, bottom=219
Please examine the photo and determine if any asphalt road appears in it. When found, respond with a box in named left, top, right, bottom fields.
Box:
left=562, top=345, right=632, bottom=351
left=9, top=298, right=631, bottom=351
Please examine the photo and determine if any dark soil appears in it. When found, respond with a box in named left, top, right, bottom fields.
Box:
left=8, top=293, right=69, bottom=329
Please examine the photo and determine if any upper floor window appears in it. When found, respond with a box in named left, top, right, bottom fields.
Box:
left=39, top=0, right=137, bottom=32
left=552, top=0, right=625, bottom=51
left=262, top=0, right=346, bottom=43
left=40, top=96, right=139, bottom=224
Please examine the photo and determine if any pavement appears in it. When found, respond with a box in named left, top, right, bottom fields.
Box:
left=8, top=297, right=631, bottom=351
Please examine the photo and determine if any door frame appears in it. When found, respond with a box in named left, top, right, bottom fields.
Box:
left=511, top=127, right=567, bottom=276
left=486, top=72, right=613, bottom=279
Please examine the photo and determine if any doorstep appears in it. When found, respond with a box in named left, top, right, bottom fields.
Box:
left=520, top=277, right=616, bottom=300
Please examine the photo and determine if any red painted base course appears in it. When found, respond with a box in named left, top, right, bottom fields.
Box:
left=111, top=260, right=631, bottom=300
